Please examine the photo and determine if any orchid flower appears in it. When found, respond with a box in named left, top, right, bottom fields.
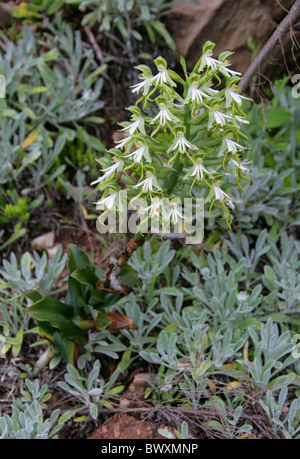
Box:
left=187, top=158, right=215, bottom=181
left=133, top=172, right=161, bottom=193
left=168, top=130, right=197, bottom=155
left=125, top=142, right=151, bottom=163
left=121, top=116, right=144, bottom=135
left=150, top=102, right=181, bottom=126
left=90, top=160, right=124, bottom=186
left=96, top=192, right=118, bottom=210
left=224, top=137, right=246, bottom=154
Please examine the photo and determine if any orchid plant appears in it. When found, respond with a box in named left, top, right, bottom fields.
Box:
left=93, top=41, right=250, bottom=234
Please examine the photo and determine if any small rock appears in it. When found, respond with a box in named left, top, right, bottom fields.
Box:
left=88, top=414, right=174, bottom=440
left=167, top=0, right=297, bottom=83
left=47, top=244, right=61, bottom=260
left=32, top=231, right=55, bottom=249
left=0, top=2, right=15, bottom=27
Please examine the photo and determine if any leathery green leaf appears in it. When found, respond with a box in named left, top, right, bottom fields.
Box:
left=28, top=296, right=84, bottom=338
left=52, top=330, right=76, bottom=365
left=67, top=244, right=93, bottom=274
left=70, top=266, right=100, bottom=289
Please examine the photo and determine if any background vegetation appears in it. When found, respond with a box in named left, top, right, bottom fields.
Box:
left=0, top=0, right=299, bottom=440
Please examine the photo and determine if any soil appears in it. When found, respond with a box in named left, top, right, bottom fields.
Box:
left=88, top=414, right=174, bottom=440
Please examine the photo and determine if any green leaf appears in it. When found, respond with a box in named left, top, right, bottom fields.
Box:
left=89, top=403, right=98, bottom=420
left=70, top=267, right=100, bottom=289
left=94, top=310, right=111, bottom=330
left=0, top=224, right=26, bottom=251
left=156, top=166, right=174, bottom=179
left=35, top=321, right=57, bottom=343
left=263, top=265, right=277, bottom=291
left=25, top=290, right=43, bottom=303
left=266, top=107, right=292, bottom=128
left=72, top=317, right=95, bottom=330
left=12, top=328, right=24, bottom=358
left=144, top=22, right=156, bottom=43
left=67, top=244, right=93, bottom=274
left=167, top=69, right=185, bottom=85
left=44, top=0, right=64, bottom=14
left=58, top=408, right=79, bottom=424
left=28, top=296, right=84, bottom=338
left=153, top=287, right=181, bottom=295
left=150, top=20, right=176, bottom=50
left=120, top=266, right=137, bottom=287
left=52, top=330, right=76, bottom=364
left=180, top=56, right=187, bottom=74
left=67, top=276, right=87, bottom=308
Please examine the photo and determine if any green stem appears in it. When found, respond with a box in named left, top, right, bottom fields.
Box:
left=184, top=104, right=191, bottom=139
left=163, top=153, right=183, bottom=196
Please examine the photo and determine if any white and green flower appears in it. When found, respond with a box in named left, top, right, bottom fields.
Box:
left=184, top=82, right=211, bottom=106
left=186, top=158, right=215, bottom=181
left=224, top=137, right=246, bottom=154
left=121, top=116, right=144, bottom=135
left=229, top=158, right=249, bottom=174
left=131, top=75, right=153, bottom=94
left=140, top=198, right=161, bottom=218
left=219, top=65, right=241, bottom=78
left=114, top=135, right=133, bottom=150
left=168, top=130, right=197, bottom=154
left=214, top=110, right=233, bottom=126
left=125, top=141, right=151, bottom=163
left=151, top=57, right=176, bottom=88
left=96, top=192, right=118, bottom=210
left=169, top=201, right=185, bottom=225
left=233, top=114, right=249, bottom=125
left=203, top=86, right=219, bottom=96
left=208, top=108, right=234, bottom=129
left=91, top=160, right=124, bottom=186
left=225, top=88, right=250, bottom=107
left=150, top=102, right=181, bottom=126
left=133, top=172, right=161, bottom=193
left=213, top=183, right=234, bottom=205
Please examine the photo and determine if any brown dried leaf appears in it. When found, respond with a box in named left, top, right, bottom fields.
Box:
left=105, top=311, right=138, bottom=333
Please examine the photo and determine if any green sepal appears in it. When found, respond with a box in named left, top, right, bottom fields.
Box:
left=180, top=56, right=187, bottom=74
left=167, top=69, right=185, bottom=86
left=134, top=64, right=152, bottom=75
left=218, top=50, right=234, bottom=63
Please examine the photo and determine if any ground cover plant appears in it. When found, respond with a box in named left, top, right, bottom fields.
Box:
left=0, top=0, right=299, bottom=440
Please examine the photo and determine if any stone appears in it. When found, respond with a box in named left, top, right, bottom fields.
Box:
left=0, top=2, right=15, bottom=27
left=32, top=231, right=55, bottom=249
left=167, top=0, right=299, bottom=82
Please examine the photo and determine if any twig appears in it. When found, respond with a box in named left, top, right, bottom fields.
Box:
left=83, top=26, right=105, bottom=66
left=83, top=26, right=110, bottom=82
left=155, top=231, right=187, bottom=240
left=238, top=0, right=300, bottom=93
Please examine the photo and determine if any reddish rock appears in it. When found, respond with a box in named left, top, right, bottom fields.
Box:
left=88, top=414, right=174, bottom=440
left=167, top=0, right=298, bottom=83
